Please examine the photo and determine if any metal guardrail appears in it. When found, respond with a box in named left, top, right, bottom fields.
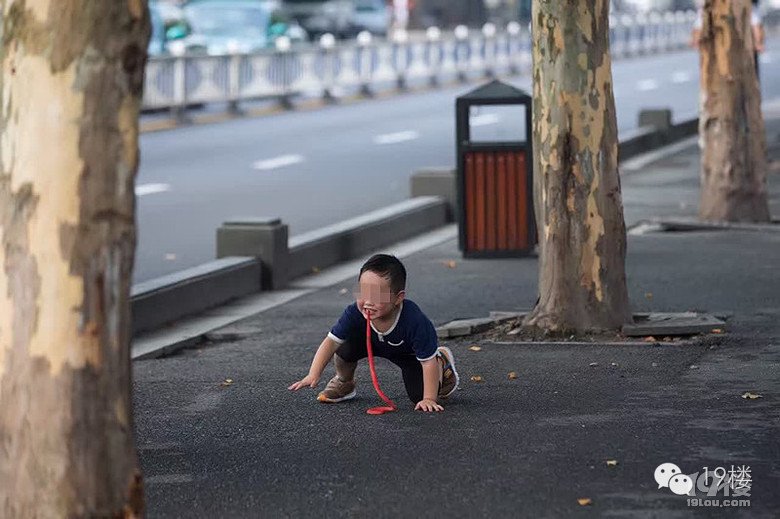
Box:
left=143, top=11, right=698, bottom=114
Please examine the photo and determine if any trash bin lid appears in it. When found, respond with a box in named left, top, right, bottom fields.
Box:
left=457, top=79, right=531, bottom=105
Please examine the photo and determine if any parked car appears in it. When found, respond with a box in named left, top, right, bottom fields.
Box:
left=352, top=0, right=389, bottom=37
left=182, top=0, right=309, bottom=55
left=280, top=0, right=358, bottom=39
left=148, top=1, right=207, bottom=56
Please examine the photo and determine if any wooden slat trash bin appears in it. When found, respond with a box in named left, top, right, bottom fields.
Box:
left=455, top=79, right=536, bottom=258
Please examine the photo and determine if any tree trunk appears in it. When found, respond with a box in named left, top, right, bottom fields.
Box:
left=0, top=1, right=150, bottom=516
left=698, top=0, right=769, bottom=222
left=524, top=0, right=632, bottom=333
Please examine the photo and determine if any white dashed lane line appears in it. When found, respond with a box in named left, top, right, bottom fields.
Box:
left=636, top=79, right=659, bottom=91
left=373, top=130, right=420, bottom=145
left=671, top=71, right=693, bottom=83
left=135, top=183, right=171, bottom=196
left=252, top=154, right=305, bottom=171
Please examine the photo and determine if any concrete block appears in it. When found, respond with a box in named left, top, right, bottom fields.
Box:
left=638, top=109, right=672, bottom=130
left=488, top=311, right=528, bottom=322
left=410, top=167, right=456, bottom=221
left=436, top=317, right=495, bottom=338
left=217, top=217, right=289, bottom=290
left=131, top=256, right=262, bottom=336
left=622, top=312, right=725, bottom=337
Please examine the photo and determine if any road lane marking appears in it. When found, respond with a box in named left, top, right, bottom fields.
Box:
left=636, top=79, right=659, bottom=91
left=135, top=183, right=170, bottom=196
left=252, top=154, right=305, bottom=171
left=373, top=130, right=419, bottom=145
left=671, top=71, right=692, bottom=83
left=469, top=113, right=501, bottom=127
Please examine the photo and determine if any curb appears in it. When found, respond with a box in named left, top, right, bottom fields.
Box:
left=632, top=217, right=780, bottom=234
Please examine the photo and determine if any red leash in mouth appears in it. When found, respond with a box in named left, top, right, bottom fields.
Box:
left=364, top=310, right=397, bottom=415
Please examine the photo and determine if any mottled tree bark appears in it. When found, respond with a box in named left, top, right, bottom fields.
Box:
left=525, top=0, right=632, bottom=332
left=698, top=0, right=769, bottom=222
left=0, top=1, right=150, bottom=516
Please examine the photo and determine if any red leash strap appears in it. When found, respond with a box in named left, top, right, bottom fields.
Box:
left=365, top=311, right=397, bottom=415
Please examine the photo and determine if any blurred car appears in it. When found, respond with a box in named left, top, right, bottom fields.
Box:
left=182, top=0, right=309, bottom=55
left=148, top=1, right=207, bottom=56
left=280, top=0, right=358, bottom=39
left=148, top=3, right=168, bottom=56
left=352, top=0, right=389, bottom=37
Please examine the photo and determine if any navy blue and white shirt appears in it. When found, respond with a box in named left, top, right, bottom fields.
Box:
left=328, top=300, right=439, bottom=361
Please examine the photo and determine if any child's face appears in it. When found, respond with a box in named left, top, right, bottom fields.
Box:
left=355, top=270, right=404, bottom=320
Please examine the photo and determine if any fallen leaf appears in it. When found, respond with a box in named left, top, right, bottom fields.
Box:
left=507, top=327, right=522, bottom=335
left=711, top=328, right=724, bottom=334
left=508, top=372, right=517, bottom=380
left=220, top=378, right=234, bottom=387
left=468, top=345, right=482, bottom=352
left=645, top=292, right=653, bottom=300
left=589, top=362, right=599, bottom=367
left=689, top=365, right=699, bottom=370
left=444, top=260, right=457, bottom=269
left=339, top=288, right=348, bottom=295
left=610, top=362, right=618, bottom=367
left=470, top=375, right=483, bottom=383
left=577, top=498, right=592, bottom=506
left=606, top=460, right=618, bottom=467
left=644, top=336, right=657, bottom=342
left=741, top=392, right=763, bottom=400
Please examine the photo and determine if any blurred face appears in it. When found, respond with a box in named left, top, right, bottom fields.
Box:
left=355, top=270, right=404, bottom=321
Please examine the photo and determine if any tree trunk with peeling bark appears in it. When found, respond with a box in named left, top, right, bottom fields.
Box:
left=0, top=1, right=150, bottom=516
left=524, top=0, right=632, bottom=333
left=698, top=0, right=769, bottom=222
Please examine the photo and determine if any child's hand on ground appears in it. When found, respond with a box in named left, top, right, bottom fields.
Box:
left=288, top=374, right=320, bottom=391
left=415, top=399, right=443, bottom=412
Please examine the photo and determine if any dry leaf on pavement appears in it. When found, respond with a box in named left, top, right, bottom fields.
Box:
left=508, top=372, right=518, bottom=380
left=644, top=336, right=657, bottom=342
left=644, top=292, right=653, bottom=300
left=470, top=375, right=484, bottom=383
left=606, top=460, right=618, bottom=467
left=468, top=345, right=482, bottom=352
left=589, top=362, right=599, bottom=367
left=339, top=288, right=348, bottom=295
left=577, top=498, right=592, bottom=506
left=711, top=328, right=724, bottom=334
left=741, top=392, right=763, bottom=399
left=220, top=378, right=234, bottom=387
left=444, top=260, right=457, bottom=269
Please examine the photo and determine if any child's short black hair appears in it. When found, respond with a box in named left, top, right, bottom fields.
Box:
left=359, top=254, right=407, bottom=294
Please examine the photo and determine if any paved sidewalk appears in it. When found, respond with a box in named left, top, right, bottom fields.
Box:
left=133, top=113, right=780, bottom=517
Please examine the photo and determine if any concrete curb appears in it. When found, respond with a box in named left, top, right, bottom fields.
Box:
left=642, top=217, right=780, bottom=234
left=435, top=311, right=725, bottom=340
left=131, top=257, right=262, bottom=336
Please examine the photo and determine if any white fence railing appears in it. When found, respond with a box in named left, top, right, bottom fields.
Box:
left=143, top=11, right=699, bottom=114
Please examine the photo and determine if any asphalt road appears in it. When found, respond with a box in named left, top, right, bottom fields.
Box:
left=135, top=41, right=780, bottom=283
left=133, top=131, right=780, bottom=516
